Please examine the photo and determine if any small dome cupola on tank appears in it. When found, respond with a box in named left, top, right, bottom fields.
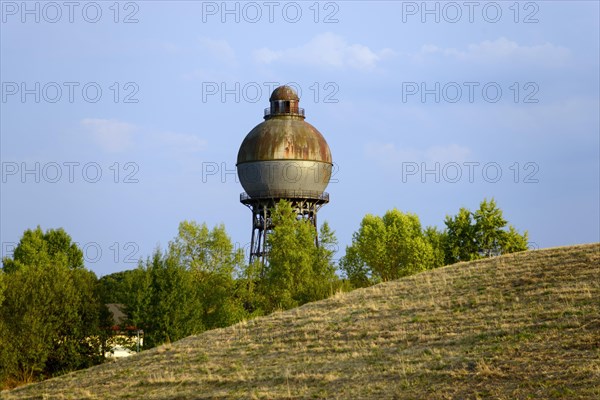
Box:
left=264, top=85, right=305, bottom=119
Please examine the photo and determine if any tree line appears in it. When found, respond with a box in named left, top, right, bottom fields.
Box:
left=0, top=198, right=527, bottom=388
left=340, top=198, right=528, bottom=287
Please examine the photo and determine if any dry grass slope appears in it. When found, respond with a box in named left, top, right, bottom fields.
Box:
left=3, top=243, right=599, bottom=400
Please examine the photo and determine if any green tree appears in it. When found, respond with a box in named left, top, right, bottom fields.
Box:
left=444, top=207, right=478, bottom=264
left=474, top=198, right=508, bottom=257
left=145, top=250, right=204, bottom=347
left=0, top=228, right=103, bottom=387
left=1, top=264, right=59, bottom=384
left=261, top=201, right=338, bottom=312
left=123, top=221, right=248, bottom=349
left=97, top=270, right=137, bottom=305
left=122, top=263, right=153, bottom=335
left=339, top=244, right=376, bottom=288
left=0, top=270, right=11, bottom=388
left=424, top=226, right=447, bottom=268
left=306, top=221, right=339, bottom=302
left=43, top=267, right=104, bottom=375
left=0, top=270, right=5, bottom=308
left=168, top=221, right=247, bottom=329
left=501, top=225, right=529, bottom=253
left=342, top=209, right=435, bottom=283
left=235, top=259, right=267, bottom=317
left=124, top=250, right=202, bottom=348
left=2, top=226, right=83, bottom=273
left=444, top=199, right=529, bottom=263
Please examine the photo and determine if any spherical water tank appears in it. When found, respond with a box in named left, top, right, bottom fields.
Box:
left=237, top=86, right=332, bottom=199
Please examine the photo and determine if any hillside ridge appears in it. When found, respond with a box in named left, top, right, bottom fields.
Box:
left=4, top=243, right=599, bottom=399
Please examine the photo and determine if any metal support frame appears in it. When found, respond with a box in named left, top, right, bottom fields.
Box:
left=241, top=192, right=329, bottom=265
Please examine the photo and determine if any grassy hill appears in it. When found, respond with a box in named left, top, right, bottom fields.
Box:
left=3, top=243, right=599, bottom=399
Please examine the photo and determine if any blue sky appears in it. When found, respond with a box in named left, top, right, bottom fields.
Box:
left=1, top=1, right=599, bottom=276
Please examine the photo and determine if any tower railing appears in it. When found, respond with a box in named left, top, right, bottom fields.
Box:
left=240, top=190, right=329, bottom=203
left=264, top=107, right=305, bottom=118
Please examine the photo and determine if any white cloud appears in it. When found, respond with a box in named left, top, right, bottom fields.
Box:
left=416, top=37, right=570, bottom=67
left=81, top=118, right=137, bottom=153
left=254, top=32, right=394, bottom=71
left=198, top=37, right=236, bottom=65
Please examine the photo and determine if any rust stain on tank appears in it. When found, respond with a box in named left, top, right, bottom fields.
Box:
left=237, top=117, right=332, bottom=165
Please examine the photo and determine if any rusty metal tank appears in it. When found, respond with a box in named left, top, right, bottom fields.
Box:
left=237, top=85, right=332, bottom=199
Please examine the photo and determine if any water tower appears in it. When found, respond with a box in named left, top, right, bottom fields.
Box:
left=237, top=85, right=333, bottom=264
